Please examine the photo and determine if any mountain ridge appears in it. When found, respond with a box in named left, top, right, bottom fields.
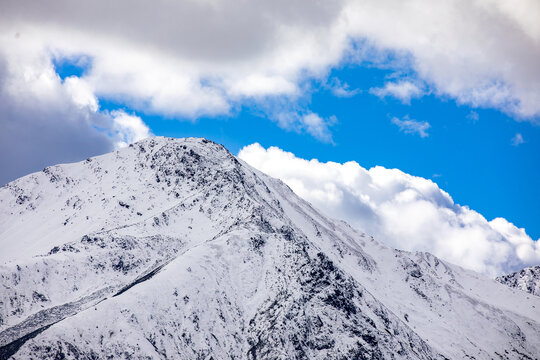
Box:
left=0, top=137, right=539, bottom=359
left=497, top=265, right=540, bottom=297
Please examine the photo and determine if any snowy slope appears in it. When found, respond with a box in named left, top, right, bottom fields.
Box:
left=0, top=137, right=539, bottom=359
left=497, top=265, right=540, bottom=297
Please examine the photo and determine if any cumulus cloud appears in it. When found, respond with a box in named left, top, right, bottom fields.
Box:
left=370, top=81, right=423, bottom=104
left=0, top=0, right=345, bottom=119
left=239, top=143, right=540, bottom=276
left=391, top=116, right=430, bottom=138
left=63, top=76, right=99, bottom=112
left=1, top=0, right=539, bottom=123
left=0, top=38, right=151, bottom=185
left=344, top=0, right=540, bottom=119
left=1, top=1, right=539, bottom=176
left=0, top=43, right=112, bottom=185
left=111, top=111, right=152, bottom=148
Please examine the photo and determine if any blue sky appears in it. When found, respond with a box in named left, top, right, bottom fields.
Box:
left=65, top=61, right=538, bottom=240
left=1, top=0, right=539, bottom=274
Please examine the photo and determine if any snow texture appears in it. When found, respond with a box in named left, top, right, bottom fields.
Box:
left=0, top=137, right=539, bottom=359
left=497, top=266, right=540, bottom=297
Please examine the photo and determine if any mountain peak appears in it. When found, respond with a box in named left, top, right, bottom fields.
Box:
left=1, top=137, right=539, bottom=359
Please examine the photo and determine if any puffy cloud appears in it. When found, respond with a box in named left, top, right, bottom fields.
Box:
left=490, top=218, right=540, bottom=264
left=239, top=143, right=540, bottom=276
left=1, top=0, right=539, bottom=123
left=1, top=1, right=539, bottom=175
left=110, top=111, right=152, bottom=148
left=391, top=116, right=430, bottom=138
left=0, top=41, right=112, bottom=185
left=344, top=0, right=540, bottom=119
left=370, top=81, right=423, bottom=104
left=0, top=0, right=346, bottom=119
left=0, top=37, right=151, bottom=185
left=63, top=76, right=99, bottom=112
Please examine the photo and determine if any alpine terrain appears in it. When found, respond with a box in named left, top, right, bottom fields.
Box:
left=0, top=137, right=539, bottom=359
left=497, top=266, right=540, bottom=297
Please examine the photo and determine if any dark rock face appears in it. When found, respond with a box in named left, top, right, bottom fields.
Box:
left=0, top=137, right=539, bottom=360
left=245, top=245, right=434, bottom=360
left=497, top=265, right=540, bottom=297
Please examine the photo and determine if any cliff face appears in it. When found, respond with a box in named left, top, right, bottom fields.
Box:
left=1, top=137, right=539, bottom=359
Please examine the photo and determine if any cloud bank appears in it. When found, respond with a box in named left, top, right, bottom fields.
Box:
left=239, top=143, right=540, bottom=276
left=1, top=0, right=539, bottom=181
left=2, top=0, right=538, bottom=119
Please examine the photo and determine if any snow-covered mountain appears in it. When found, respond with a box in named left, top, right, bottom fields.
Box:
left=0, top=137, right=539, bottom=359
left=497, top=266, right=540, bottom=297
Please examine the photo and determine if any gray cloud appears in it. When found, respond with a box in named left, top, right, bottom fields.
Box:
left=0, top=49, right=152, bottom=185
left=0, top=55, right=112, bottom=185
left=2, top=0, right=538, bottom=120
left=0, top=0, right=343, bottom=64
left=0, top=0, right=539, bottom=183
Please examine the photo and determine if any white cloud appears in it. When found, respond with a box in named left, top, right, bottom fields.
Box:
left=0, top=38, right=152, bottom=184
left=370, top=81, right=423, bottom=103
left=110, top=110, right=152, bottom=148
left=275, top=112, right=336, bottom=143
left=1, top=0, right=539, bottom=124
left=327, top=77, right=359, bottom=98
left=63, top=76, right=98, bottom=112
left=228, top=75, right=298, bottom=98
left=490, top=217, right=540, bottom=264
left=0, top=43, right=114, bottom=184
left=301, top=113, right=336, bottom=143
left=391, top=116, right=430, bottom=138
left=511, top=133, right=525, bottom=146
left=239, top=143, right=540, bottom=276
left=344, top=0, right=540, bottom=119
left=1, top=1, right=539, bottom=177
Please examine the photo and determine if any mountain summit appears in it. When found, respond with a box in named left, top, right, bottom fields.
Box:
left=0, top=137, right=539, bottom=359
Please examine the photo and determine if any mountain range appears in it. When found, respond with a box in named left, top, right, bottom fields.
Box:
left=0, top=137, right=539, bottom=359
